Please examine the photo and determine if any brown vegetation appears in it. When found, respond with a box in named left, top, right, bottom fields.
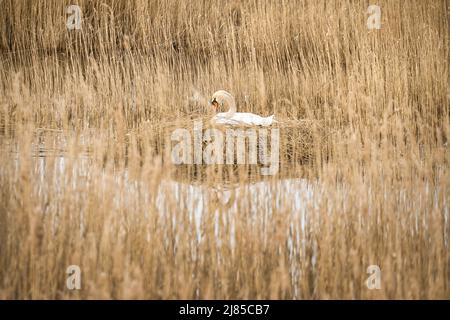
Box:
left=0, top=0, right=448, bottom=299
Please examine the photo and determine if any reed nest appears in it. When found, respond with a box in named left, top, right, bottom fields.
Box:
left=127, top=117, right=329, bottom=185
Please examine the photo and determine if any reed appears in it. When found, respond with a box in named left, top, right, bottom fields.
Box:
left=0, top=0, right=448, bottom=299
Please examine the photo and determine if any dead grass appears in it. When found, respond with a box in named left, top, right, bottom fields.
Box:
left=0, top=0, right=448, bottom=299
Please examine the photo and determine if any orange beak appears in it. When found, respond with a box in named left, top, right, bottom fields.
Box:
left=210, top=99, right=219, bottom=108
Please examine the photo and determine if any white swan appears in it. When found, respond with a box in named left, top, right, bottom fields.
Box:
left=210, top=90, right=276, bottom=126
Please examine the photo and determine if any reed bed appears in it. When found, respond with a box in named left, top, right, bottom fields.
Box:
left=0, top=0, right=448, bottom=299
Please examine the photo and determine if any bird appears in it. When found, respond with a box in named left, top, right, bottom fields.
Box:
left=210, top=90, right=276, bottom=126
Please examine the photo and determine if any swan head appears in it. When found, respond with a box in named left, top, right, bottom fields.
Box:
left=210, top=97, right=219, bottom=108
left=210, top=90, right=236, bottom=113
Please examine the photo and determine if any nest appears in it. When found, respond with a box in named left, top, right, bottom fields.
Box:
left=138, top=116, right=329, bottom=185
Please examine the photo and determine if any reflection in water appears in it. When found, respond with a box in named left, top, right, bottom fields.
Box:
left=156, top=177, right=317, bottom=241
left=28, top=154, right=318, bottom=241
left=2, top=128, right=448, bottom=299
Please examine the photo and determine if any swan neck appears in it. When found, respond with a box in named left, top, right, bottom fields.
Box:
left=227, top=105, right=236, bottom=115
left=225, top=96, right=236, bottom=115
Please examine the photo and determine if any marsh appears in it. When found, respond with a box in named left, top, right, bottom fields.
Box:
left=0, top=0, right=448, bottom=299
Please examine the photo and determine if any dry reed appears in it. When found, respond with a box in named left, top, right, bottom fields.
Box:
left=0, top=0, right=448, bottom=299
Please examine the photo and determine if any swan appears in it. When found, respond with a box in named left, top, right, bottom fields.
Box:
left=210, top=90, right=276, bottom=126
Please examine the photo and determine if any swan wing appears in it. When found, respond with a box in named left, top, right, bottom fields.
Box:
left=231, top=113, right=275, bottom=126
left=212, top=112, right=275, bottom=126
left=212, top=113, right=243, bottom=126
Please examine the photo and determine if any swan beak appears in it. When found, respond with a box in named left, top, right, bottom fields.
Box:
left=210, top=99, right=219, bottom=108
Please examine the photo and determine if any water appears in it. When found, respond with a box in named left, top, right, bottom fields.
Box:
left=1, top=128, right=448, bottom=299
